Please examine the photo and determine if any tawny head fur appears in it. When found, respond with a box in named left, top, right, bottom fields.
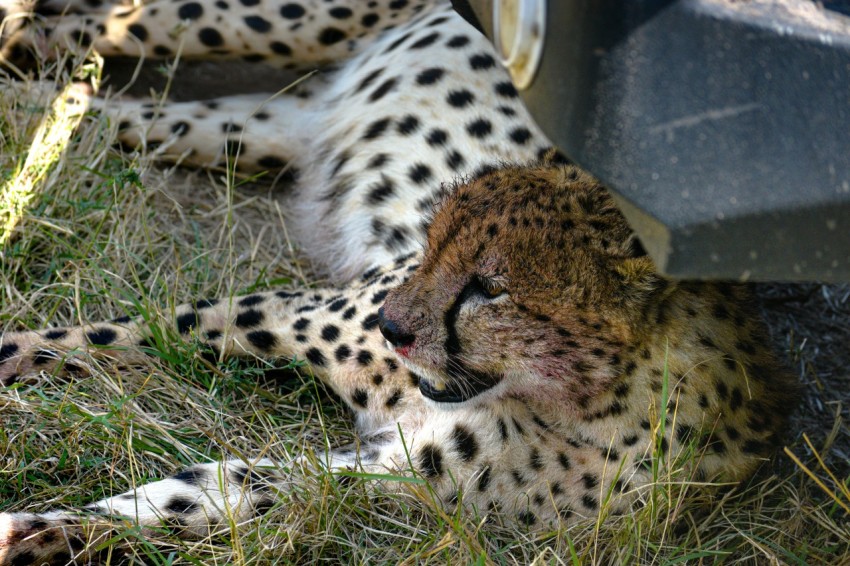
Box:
left=379, top=164, right=661, bottom=405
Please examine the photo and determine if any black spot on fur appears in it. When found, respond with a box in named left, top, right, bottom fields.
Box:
left=447, top=89, right=474, bottom=108
left=511, top=469, right=527, bottom=486
left=397, top=115, right=420, bottom=135
left=9, top=551, right=36, bottom=566
left=509, top=127, right=532, bottom=145
left=367, top=179, right=395, bottom=204
left=367, top=153, right=390, bottom=168
left=466, top=119, right=492, bottom=138
left=363, top=117, right=392, bottom=140
left=172, top=468, right=205, bottom=485
left=356, top=350, right=373, bottom=366
left=352, top=388, right=368, bottom=408
left=369, top=78, right=398, bottom=102
left=236, top=309, right=263, bottom=328
left=166, top=497, right=199, bottom=514
left=305, top=348, right=327, bottom=367
left=495, top=81, right=518, bottom=98
left=0, top=343, right=20, bottom=363
left=329, top=6, right=352, bottom=19
left=231, top=466, right=267, bottom=491
left=44, top=329, right=68, bottom=340
left=178, top=2, right=203, bottom=20
left=523, top=448, right=541, bottom=470
left=198, top=27, right=224, bottom=47
left=270, top=41, right=292, bottom=56
left=469, top=53, right=496, bottom=70
left=171, top=121, right=190, bottom=136
left=243, top=14, right=272, bottom=32
left=415, top=67, right=445, bottom=85
left=279, top=3, right=305, bottom=18
left=475, top=466, right=492, bottom=492
left=409, top=31, right=440, bottom=49
left=87, top=328, right=117, bottom=346
left=385, top=389, right=403, bottom=407
left=321, top=325, right=340, bottom=342
left=446, top=35, right=470, bottom=48
left=452, top=425, right=479, bottom=462
left=196, top=298, right=219, bottom=309
left=334, top=344, right=351, bottom=362
left=582, top=474, right=599, bottom=489
left=356, top=68, right=384, bottom=92
left=33, top=350, right=54, bottom=366
left=224, top=138, right=245, bottom=157
left=362, top=313, right=380, bottom=330
left=730, top=387, right=744, bottom=411
left=258, top=156, right=285, bottom=169
left=408, top=164, right=432, bottom=184
left=418, top=444, right=444, bottom=478
left=446, top=150, right=465, bottom=171
left=128, top=23, right=149, bottom=41
left=426, top=129, right=448, bottom=146
left=247, top=330, right=277, bottom=352
left=176, top=312, right=199, bottom=335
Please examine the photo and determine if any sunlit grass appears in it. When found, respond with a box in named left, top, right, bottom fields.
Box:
left=1, top=61, right=101, bottom=245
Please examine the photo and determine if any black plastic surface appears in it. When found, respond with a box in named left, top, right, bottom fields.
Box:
left=457, top=0, right=850, bottom=281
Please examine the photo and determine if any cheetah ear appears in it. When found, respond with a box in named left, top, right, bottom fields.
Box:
left=614, top=256, right=667, bottom=304
left=615, top=256, right=657, bottom=285
left=539, top=147, right=571, bottom=167
left=627, top=235, right=649, bottom=258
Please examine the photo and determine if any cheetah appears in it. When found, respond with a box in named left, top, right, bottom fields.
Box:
left=0, top=1, right=797, bottom=563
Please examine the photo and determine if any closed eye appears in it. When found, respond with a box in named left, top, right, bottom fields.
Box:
left=475, top=275, right=507, bottom=299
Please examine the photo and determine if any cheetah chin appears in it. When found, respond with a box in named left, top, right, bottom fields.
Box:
left=401, top=358, right=504, bottom=404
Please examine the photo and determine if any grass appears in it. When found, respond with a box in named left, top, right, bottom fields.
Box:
left=2, top=55, right=850, bottom=564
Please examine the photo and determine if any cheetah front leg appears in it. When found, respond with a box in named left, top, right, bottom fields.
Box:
left=3, top=0, right=442, bottom=68
left=0, top=253, right=424, bottom=427
left=0, top=254, right=430, bottom=564
left=0, top=446, right=412, bottom=565
left=97, top=91, right=322, bottom=172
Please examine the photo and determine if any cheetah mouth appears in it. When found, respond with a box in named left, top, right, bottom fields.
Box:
left=418, top=371, right=501, bottom=403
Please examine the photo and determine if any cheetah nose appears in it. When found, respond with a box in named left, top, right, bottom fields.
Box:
left=378, top=307, right=415, bottom=348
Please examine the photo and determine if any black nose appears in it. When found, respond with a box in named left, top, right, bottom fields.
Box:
left=378, top=307, right=415, bottom=347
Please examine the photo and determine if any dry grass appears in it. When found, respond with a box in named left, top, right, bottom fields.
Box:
left=1, top=55, right=849, bottom=565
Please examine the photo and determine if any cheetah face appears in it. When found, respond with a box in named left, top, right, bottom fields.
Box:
left=379, top=165, right=659, bottom=406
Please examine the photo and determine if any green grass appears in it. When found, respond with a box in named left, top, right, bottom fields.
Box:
left=2, top=58, right=849, bottom=564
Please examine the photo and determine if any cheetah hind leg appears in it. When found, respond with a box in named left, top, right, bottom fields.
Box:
left=4, top=76, right=320, bottom=173
left=1, top=0, right=441, bottom=69
left=96, top=90, right=323, bottom=174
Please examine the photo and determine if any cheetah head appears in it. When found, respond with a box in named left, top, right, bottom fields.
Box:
left=379, top=164, right=661, bottom=406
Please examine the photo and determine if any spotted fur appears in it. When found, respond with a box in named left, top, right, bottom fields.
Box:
left=0, top=1, right=797, bottom=564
